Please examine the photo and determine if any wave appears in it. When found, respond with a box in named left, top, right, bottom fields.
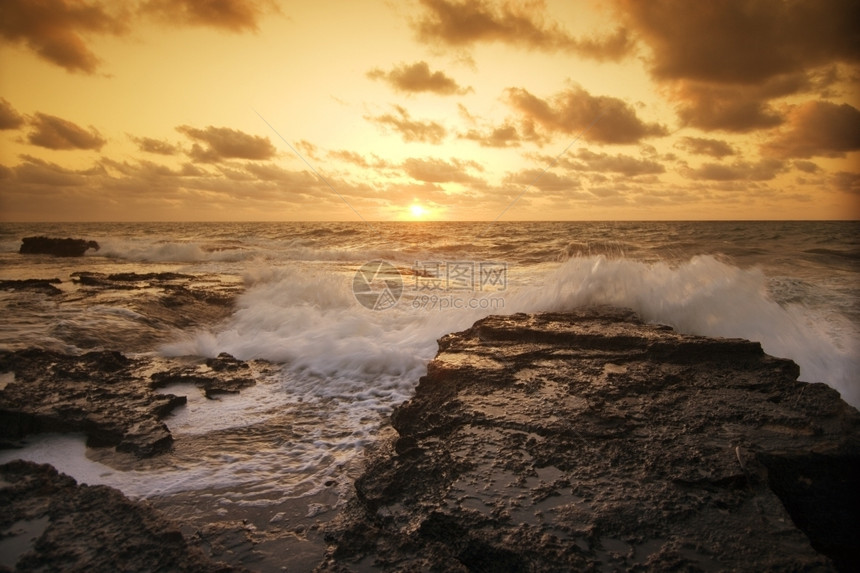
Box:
left=162, top=254, right=859, bottom=409
left=97, top=240, right=253, bottom=263
left=510, top=255, right=859, bottom=407
left=95, top=238, right=416, bottom=266
left=804, top=248, right=860, bottom=261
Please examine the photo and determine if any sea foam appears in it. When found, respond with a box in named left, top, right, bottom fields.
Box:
left=163, top=254, right=859, bottom=408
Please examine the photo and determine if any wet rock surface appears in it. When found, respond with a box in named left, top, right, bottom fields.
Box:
left=0, top=460, right=243, bottom=572
left=19, top=236, right=100, bottom=257
left=0, top=350, right=263, bottom=457
left=0, top=279, right=62, bottom=296
left=1, top=270, right=241, bottom=353
left=320, top=308, right=860, bottom=572
left=151, top=352, right=257, bottom=399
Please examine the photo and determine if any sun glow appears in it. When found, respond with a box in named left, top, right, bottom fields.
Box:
left=409, top=204, right=426, bottom=219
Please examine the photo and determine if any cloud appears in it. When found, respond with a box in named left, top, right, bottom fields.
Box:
left=0, top=0, right=273, bottom=75
left=11, top=155, right=105, bottom=186
left=505, top=86, right=668, bottom=144
left=0, top=98, right=25, bottom=130
left=458, top=124, right=527, bottom=148
left=554, top=149, right=666, bottom=176
left=676, top=136, right=735, bottom=158
left=793, top=160, right=820, bottom=174
left=27, top=113, right=107, bottom=150
left=364, top=106, right=447, bottom=144
left=832, top=171, right=860, bottom=194
left=671, top=82, right=784, bottom=132
left=402, top=157, right=483, bottom=183
left=131, top=135, right=179, bottom=155
left=615, top=0, right=860, bottom=85
left=508, top=169, right=581, bottom=193
left=176, top=125, right=277, bottom=162
left=367, top=61, right=472, bottom=95
left=687, top=158, right=786, bottom=181
left=614, top=0, right=860, bottom=133
left=138, top=0, right=274, bottom=32
left=761, top=101, right=860, bottom=159
left=0, top=0, right=128, bottom=74
left=328, top=150, right=391, bottom=169
left=413, top=0, right=633, bottom=61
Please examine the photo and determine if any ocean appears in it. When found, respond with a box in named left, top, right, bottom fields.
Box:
left=1, top=220, right=858, bottom=564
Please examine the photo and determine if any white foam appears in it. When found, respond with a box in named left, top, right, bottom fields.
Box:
left=164, top=255, right=859, bottom=408
left=102, top=240, right=251, bottom=263
left=509, top=255, right=860, bottom=407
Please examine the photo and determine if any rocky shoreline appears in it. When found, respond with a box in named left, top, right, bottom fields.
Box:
left=320, top=308, right=860, bottom=572
left=1, top=307, right=858, bottom=571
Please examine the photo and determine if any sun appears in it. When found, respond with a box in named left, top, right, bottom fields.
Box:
left=409, top=204, right=426, bottom=219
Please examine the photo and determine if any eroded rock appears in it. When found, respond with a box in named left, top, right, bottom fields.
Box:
left=0, top=279, right=62, bottom=296
left=150, top=353, right=256, bottom=399
left=0, top=460, right=243, bottom=572
left=320, top=308, right=860, bottom=572
left=19, top=236, right=99, bottom=257
left=0, top=350, right=261, bottom=457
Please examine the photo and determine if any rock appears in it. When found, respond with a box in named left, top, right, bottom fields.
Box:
left=0, top=350, right=183, bottom=457
left=0, top=460, right=244, bottom=572
left=150, top=353, right=256, bottom=399
left=0, top=279, right=62, bottom=295
left=70, top=271, right=237, bottom=331
left=0, top=350, right=259, bottom=456
left=19, top=236, right=99, bottom=257
left=320, top=308, right=860, bottom=572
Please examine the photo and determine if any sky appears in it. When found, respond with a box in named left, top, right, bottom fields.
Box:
left=0, top=0, right=859, bottom=222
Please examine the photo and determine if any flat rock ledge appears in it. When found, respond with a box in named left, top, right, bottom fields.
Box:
left=0, top=460, right=243, bottom=572
left=0, top=350, right=264, bottom=457
left=320, top=308, right=860, bottom=572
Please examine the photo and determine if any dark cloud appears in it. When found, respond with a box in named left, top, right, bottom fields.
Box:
left=616, top=0, right=860, bottom=85
left=413, top=0, right=633, bottom=61
left=402, top=157, right=483, bottom=183
left=176, top=125, right=277, bottom=162
left=505, top=86, right=668, bottom=144
left=761, top=101, right=860, bottom=159
left=27, top=113, right=106, bottom=150
left=367, top=61, right=471, bottom=95
left=364, top=106, right=447, bottom=144
left=139, top=0, right=274, bottom=32
left=615, top=0, right=860, bottom=133
left=0, top=0, right=272, bottom=75
left=676, top=136, right=735, bottom=158
left=0, top=0, right=128, bottom=74
left=793, top=160, right=820, bottom=174
left=131, top=136, right=179, bottom=155
left=672, top=82, right=784, bottom=132
left=0, top=98, right=25, bottom=130
left=687, top=158, right=786, bottom=181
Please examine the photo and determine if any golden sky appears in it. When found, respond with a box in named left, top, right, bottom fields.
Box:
left=1, top=0, right=858, bottom=221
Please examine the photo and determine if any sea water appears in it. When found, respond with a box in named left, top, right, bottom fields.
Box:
left=0, top=221, right=857, bottom=512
